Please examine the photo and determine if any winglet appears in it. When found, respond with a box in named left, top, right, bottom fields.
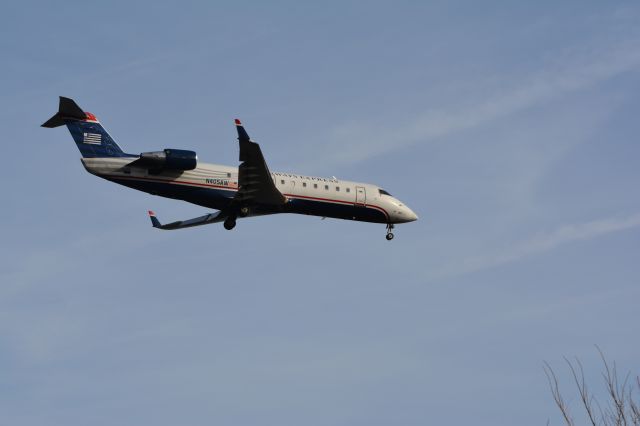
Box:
left=234, top=118, right=251, bottom=142
left=148, top=210, right=162, bottom=228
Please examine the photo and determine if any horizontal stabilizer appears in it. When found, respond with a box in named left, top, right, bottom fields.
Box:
left=148, top=210, right=227, bottom=230
left=42, top=96, right=88, bottom=128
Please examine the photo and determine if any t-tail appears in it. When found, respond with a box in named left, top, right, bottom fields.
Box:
left=42, top=96, right=132, bottom=158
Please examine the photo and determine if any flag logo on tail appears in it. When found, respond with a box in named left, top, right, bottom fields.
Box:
left=83, top=132, right=102, bottom=145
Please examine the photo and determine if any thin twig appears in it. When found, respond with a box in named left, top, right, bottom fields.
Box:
left=545, top=361, right=575, bottom=426
left=565, top=356, right=598, bottom=426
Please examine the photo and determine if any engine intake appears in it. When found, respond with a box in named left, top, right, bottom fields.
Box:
left=138, top=149, right=197, bottom=171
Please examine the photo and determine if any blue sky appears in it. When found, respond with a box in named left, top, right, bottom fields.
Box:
left=1, top=1, right=639, bottom=425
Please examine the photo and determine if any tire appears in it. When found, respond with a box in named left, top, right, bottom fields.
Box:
left=223, top=218, right=236, bottom=230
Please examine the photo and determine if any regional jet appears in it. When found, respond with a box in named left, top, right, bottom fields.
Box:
left=43, top=97, right=417, bottom=240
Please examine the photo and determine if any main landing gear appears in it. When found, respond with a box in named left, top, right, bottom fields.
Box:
left=224, top=216, right=236, bottom=230
left=385, top=224, right=395, bottom=241
left=223, top=206, right=250, bottom=231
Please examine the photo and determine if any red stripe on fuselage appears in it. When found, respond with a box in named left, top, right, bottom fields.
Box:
left=105, top=174, right=237, bottom=191
left=105, top=174, right=390, bottom=220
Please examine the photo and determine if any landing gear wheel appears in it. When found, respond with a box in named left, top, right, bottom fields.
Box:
left=385, top=223, right=395, bottom=241
left=223, top=217, right=236, bottom=230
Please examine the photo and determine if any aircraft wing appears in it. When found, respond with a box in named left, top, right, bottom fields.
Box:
left=147, top=120, right=285, bottom=232
left=147, top=210, right=227, bottom=230
left=233, top=119, right=287, bottom=206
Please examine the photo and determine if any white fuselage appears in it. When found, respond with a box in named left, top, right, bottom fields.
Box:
left=81, top=157, right=418, bottom=224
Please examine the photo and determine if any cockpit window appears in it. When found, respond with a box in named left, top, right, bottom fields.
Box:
left=379, top=189, right=392, bottom=196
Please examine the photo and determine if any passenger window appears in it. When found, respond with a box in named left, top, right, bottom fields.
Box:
left=336, top=186, right=340, bottom=191
left=346, top=188, right=350, bottom=193
left=227, top=172, right=231, bottom=178
left=324, top=185, right=329, bottom=190
left=314, top=184, right=318, bottom=189
left=281, top=179, right=285, bottom=184
left=303, top=182, right=307, bottom=187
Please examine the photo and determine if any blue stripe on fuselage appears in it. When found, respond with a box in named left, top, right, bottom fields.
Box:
left=105, top=176, right=235, bottom=210
left=286, top=198, right=387, bottom=223
left=104, top=175, right=388, bottom=223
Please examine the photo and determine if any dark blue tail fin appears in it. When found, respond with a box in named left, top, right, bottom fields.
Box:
left=42, top=97, right=132, bottom=158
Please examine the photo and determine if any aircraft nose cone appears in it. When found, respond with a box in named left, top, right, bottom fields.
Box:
left=395, top=205, right=418, bottom=223
left=390, top=199, right=419, bottom=223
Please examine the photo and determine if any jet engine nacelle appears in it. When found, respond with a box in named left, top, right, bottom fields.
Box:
left=138, top=149, right=197, bottom=171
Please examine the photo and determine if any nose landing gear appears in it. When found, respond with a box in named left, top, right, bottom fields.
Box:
left=385, top=224, right=394, bottom=241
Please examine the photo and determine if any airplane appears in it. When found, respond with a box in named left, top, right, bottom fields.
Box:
left=42, top=97, right=418, bottom=240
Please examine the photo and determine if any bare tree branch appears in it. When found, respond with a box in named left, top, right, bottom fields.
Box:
left=546, top=348, right=639, bottom=426
left=597, top=346, right=628, bottom=426
left=545, top=361, right=575, bottom=426
left=565, top=356, right=598, bottom=426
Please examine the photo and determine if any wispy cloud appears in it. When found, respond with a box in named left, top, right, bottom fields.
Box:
left=451, top=213, right=640, bottom=276
left=312, top=32, right=640, bottom=168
